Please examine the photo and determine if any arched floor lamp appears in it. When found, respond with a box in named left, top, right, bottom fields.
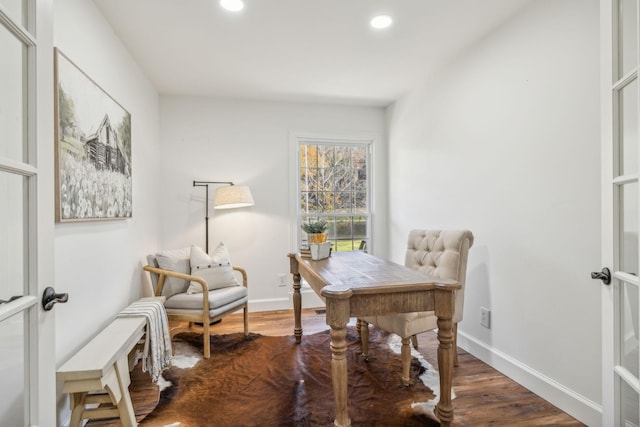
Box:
left=193, top=180, right=254, bottom=253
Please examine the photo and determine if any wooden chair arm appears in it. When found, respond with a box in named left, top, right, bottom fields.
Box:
left=143, top=264, right=200, bottom=279
left=144, top=265, right=246, bottom=315
left=232, top=265, right=248, bottom=288
left=142, top=265, right=209, bottom=306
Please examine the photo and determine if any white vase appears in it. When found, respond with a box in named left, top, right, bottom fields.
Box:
left=310, top=242, right=331, bottom=260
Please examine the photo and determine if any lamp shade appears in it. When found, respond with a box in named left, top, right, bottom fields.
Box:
left=213, top=185, right=254, bottom=209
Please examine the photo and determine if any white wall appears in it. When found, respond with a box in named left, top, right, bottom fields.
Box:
left=159, top=96, right=386, bottom=311
left=387, top=0, right=601, bottom=424
left=53, top=0, right=160, bottom=423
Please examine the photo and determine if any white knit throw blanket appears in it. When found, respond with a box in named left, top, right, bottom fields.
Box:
left=117, top=300, right=172, bottom=382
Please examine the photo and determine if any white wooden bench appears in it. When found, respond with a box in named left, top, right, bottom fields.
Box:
left=57, top=297, right=164, bottom=427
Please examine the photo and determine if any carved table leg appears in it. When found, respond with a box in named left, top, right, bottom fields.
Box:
left=434, top=288, right=456, bottom=427
left=289, top=254, right=302, bottom=343
left=324, top=291, right=353, bottom=427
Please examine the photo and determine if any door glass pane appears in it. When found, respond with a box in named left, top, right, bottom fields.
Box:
left=0, top=311, right=25, bottom=425
left=618, top=0, right=639, bottom=79
left=620, top=79, right=638, bottom=175
left=0, top=0, right=25, bottom=27
left=621, top=378, right=640, bottom=426
left=621, top=183, right=639, bottom=275
left=0, top=24, right=28, bottom=163
left=0, top=171, right=27, bottom=301
left=621, top=282, right=639, bottom=377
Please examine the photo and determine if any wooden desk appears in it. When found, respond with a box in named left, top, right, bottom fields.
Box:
left=289, top=251, right=460, bottom=427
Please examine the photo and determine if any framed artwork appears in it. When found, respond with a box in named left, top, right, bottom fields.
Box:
left=54, top=48, right=132, bottom=222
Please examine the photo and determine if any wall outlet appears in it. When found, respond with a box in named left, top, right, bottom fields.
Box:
left=277, top=273, right=289, bottom=287
left=480, top=307, right=491, bottom=328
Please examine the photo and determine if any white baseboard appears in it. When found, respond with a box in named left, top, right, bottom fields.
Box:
left=457, top=331, right=602, bottom=426
left=248, top=287, right=325, bottom=313
left=248, top=297, right=291, bottom=312
left=289, top=286, right=325, bottom=309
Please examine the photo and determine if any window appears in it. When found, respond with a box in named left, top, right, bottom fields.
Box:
left=297, top=138, right=371, bottom=252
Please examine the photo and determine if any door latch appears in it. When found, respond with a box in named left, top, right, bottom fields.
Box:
left=42, top=287, right=69, bottom=311
left=0, top=295, right=22, bottom=305
left=590, top=267, right=611, bottom=285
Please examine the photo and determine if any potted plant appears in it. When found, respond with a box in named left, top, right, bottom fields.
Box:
left=302, top=220, right=328, bottom=243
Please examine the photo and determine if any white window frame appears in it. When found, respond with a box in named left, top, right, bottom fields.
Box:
left=289, top=131, right=384, bottom=256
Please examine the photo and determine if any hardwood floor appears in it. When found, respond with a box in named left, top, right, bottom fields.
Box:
left=92, top=308, right=586, bottom=426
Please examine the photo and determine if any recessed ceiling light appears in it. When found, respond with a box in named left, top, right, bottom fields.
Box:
left=370, top=15, right=393, bottom=29
left=220, top=0, right=244, bottom=12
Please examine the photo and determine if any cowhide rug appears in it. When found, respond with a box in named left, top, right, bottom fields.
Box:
left=136, top=326, right=443, bottom=427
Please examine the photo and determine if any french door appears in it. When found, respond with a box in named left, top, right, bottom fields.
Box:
left=601, top=0, right=640, bottom=425
left=0, top=0, right=56, bottom=426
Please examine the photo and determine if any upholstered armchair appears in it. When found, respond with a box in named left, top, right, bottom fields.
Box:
left=143, top=244, right=249, bottom=359
left=360, top=229, right=474, bottom=385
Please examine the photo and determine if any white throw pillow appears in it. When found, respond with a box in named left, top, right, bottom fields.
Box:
left=188, top=243, right=240, bottom=294
left=155, top=253, right=190, bottom=297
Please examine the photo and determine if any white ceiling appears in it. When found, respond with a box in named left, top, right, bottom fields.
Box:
left=93, top=0, right=532, bottom=107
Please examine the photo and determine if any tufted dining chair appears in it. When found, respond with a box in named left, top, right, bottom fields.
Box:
left=360, top=229, right=474, bottom=385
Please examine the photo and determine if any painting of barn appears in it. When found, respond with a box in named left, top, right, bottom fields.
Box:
left=54, top=48, right=132, bottom=222
left=84, top=114, right=130, bottom=176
